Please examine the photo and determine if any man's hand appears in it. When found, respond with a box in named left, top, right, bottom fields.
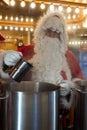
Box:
left=59, top=80, right=75, bottom=96
left=59, top=80, right=75, bottom=109
left=4, top=50, right=23, bottom=66
left=0, top=50, right=23, bottom=79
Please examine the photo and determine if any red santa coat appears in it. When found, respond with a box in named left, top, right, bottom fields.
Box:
left=65, top=50, right=84, bottom=79
left=18, top=45, right=84, bottom=80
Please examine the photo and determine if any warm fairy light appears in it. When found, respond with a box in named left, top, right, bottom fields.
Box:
left=0, top=26, right=2, bottom=29
left=10, top=26, right=13, bottom=30
left=67, top=26, right=71, bottom=30
left=40, top=2, right=45, bottom=10
left=20, top=27, right=24, bottom=31
left=20, top=17, right=24, bottom=21
left=83, top=8, right=87, bottom=15
left=15, top=17, right=19, bottom=21
left=58, top=5, right=63, bottom=11
left=75, top=7, right=80, bottom=14
left=4, top=26, right=8, bottom=30
left=10, top=16, right=13, bottom=20
left=20, top=0, right=26, bottom=7
left=72, top=14, right=76, bottom=19
left=49, top=3, right=54, bottom=11
left=5, top=16, right=8, bottom=20
left=30, top=28, right=34, bottom=32
left=0, top=15, right=2, bottom=20
left=67, top=6, right=72, bottom=13
left=74, top=41, right=78, bottom=45
left=67, top=15, right=71, bottom=19
left=10, top=0, right=15, bottom=6
left=78, top=41, right=80, bottom=45
left=30, top=18, right=34, bottom=22
left=25, top=28, right=29, bottom=31
left=72, top=25, right=77, bottom=29
left=30, top=1, right=36, bottom=9
left=26, top=18, right=29, bottom=22
left=69, top=41, right=72, bottom=45
left=15, top=27, right=18, bottom=31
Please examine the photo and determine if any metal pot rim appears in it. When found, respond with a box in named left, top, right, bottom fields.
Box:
left=1, top=81, right=60, bottom=93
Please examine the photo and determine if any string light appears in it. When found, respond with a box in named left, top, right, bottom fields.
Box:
left=67, top=6, right=72, bottom=13
left=10, top=16, right=14, bottom=21
left=0, top=26, right=2, bottom=29
left=83, top=8, right=87, bottom=15
left=10, top=26, right=14, bottom=30
left=72, top=14, right=76, bottom=19
left=30, top=18, right=34, bottom=22
left=4, top=26, right=8, bottom=30
left=10, top=0, right=16, bottom=6
left=30, top=1, right=36, bottom=9
left=49, top=3, right=55, bottom=11
left=72, top=25, right=77, bottom=29
left=20, top=27, right=24, bottom=31
left=26, top=18, right=29, bottom=22
left=20, top=17, right=24, bottom=21
left=58, top=5, right=63, bottom=12
left=5, top=16, right=8, bottom=20
left=0, top=15, right=2, bottom=20
left=20, top=0, right=26, bottom=7
left=0, top=3, right=86, bottom=34
left=75, top=7, right=80, bottom=14
left=25, top=28, right=29, bottom=31
left=67, top=15, right=71, bottom=19
left=15, top=27, right=18, bottom=31
left=30, top=28, right=34, bottom=32
left=40, top=2, right=45, bottom=10
left=15, top=17, right=19, bottom=21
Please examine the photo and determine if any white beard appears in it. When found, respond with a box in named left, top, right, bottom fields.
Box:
left=30, top=36, right=71, bottom=84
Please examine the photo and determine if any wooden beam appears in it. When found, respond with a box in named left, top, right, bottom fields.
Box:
left=0, top=20, right=35, bottom=28
left=2, top=0, right=10, bottom=5
left=67, top=14, right=85, bottom=24
left=25, top=0, right=87, bottom=7
left=0, top=15, right=85, bottom=28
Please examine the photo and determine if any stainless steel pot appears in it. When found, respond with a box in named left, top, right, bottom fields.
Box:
left=74, top=80, right=87, bottom=130
left=0, top=90, right=9, bottom=130
left=1, top=81, right=60, bottom=130
left=9, top=58, right=33, bottom=82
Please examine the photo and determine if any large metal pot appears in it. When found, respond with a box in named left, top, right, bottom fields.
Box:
left=1, top=81, right=60, bottom=130
left=0, top=90, right=8, bottom=130
left=74, top=80, right=87, bottom=130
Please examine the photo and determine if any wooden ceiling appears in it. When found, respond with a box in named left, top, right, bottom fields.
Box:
left=1, top=0, right=87, bottom=16
left=25, top=0, right=87, bottom=7
left=0, top=0, right=87, bottom=29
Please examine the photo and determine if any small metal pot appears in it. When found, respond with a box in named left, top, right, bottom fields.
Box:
left=9, top=58, right=33, bottom=82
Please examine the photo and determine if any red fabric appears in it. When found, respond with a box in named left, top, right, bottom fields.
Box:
left=0, top=34, right=5, bottom=41
left=66, top=50, right=84, bottom=79
left=18, top=45, right=84, bottom=80
left=17, top=45, right=35, bottom=60
left=61, top=71, right=67, bottom=80
left=62, top=117, right=67, bottom=127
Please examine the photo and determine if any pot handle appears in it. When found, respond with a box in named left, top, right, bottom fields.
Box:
left=0, top=88, right=9, bottom=99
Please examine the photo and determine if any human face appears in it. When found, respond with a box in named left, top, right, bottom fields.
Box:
left=45, top=28, right=61, bottom=40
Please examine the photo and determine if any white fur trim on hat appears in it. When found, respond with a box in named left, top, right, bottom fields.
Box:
left=33, top=10, right=68, bottom=48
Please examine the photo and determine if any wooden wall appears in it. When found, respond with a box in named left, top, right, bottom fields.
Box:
left=0, top=30, right=33, bottom=50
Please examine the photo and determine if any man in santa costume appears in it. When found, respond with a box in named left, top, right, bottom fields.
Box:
left=0, top=11, right=84, bottom=129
